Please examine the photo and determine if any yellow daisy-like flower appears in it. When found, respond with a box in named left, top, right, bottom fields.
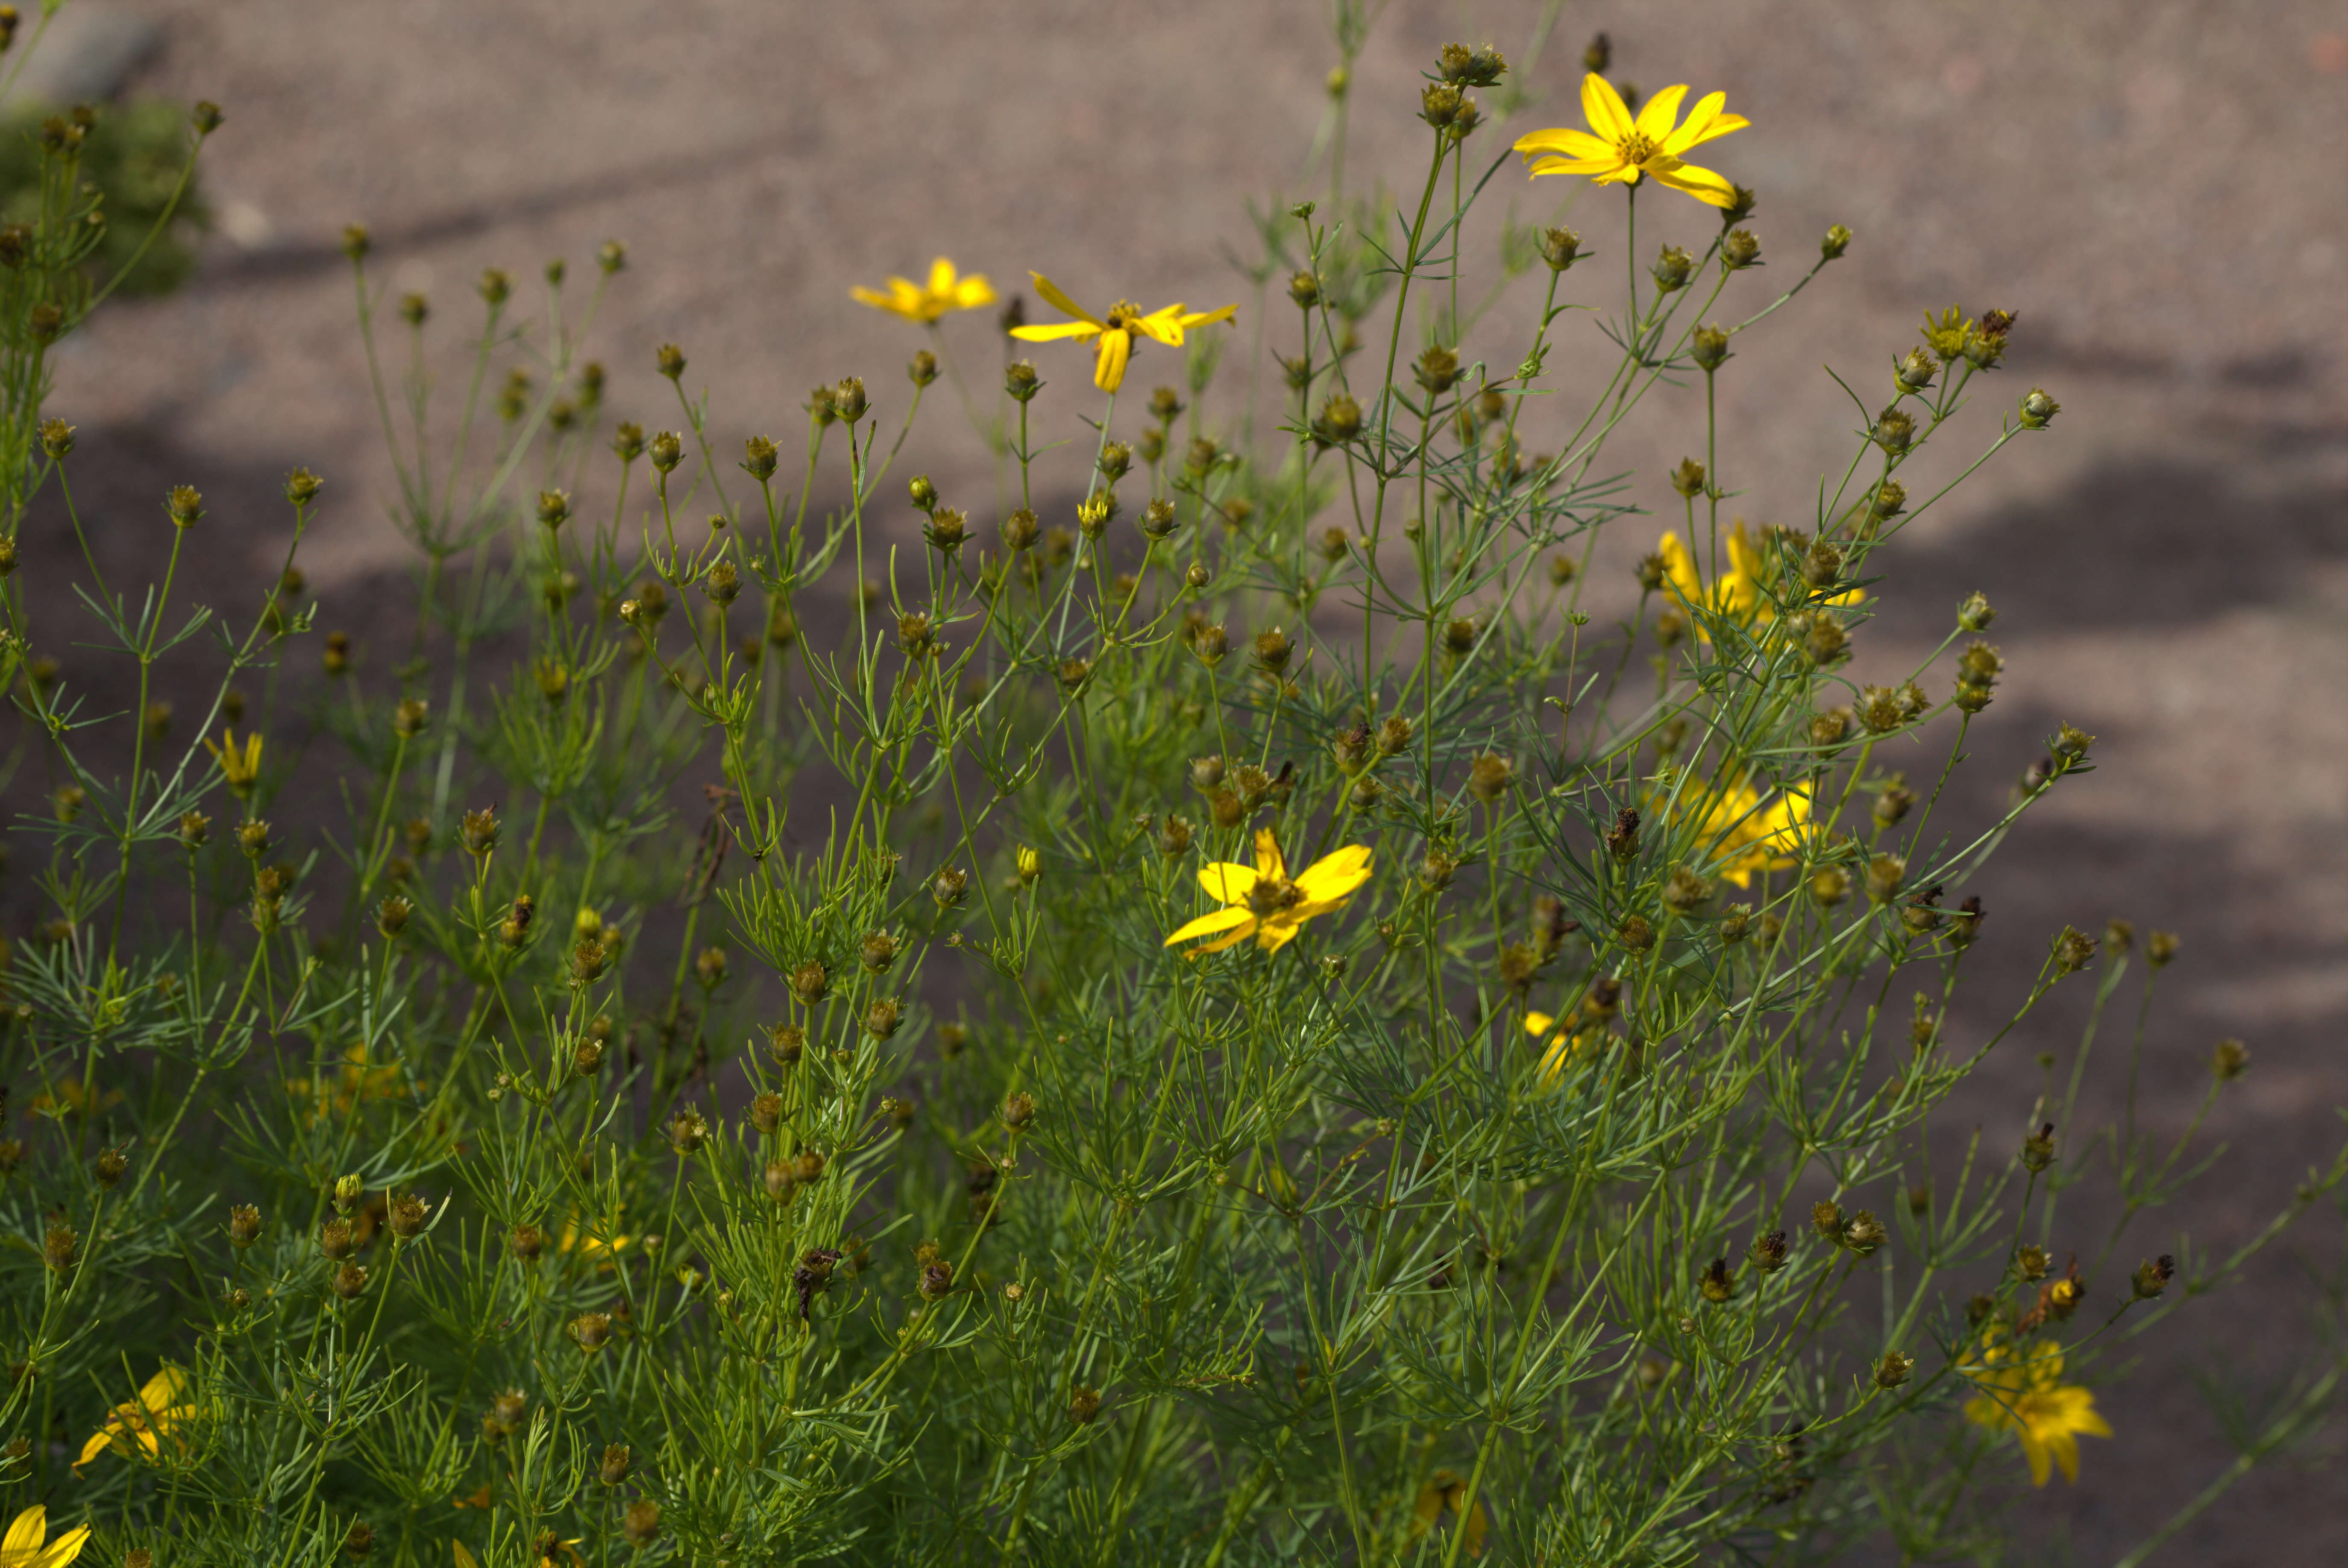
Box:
left=75, top=1365, right=196, bottom=1469
left=2, top=1506, right=91, bottom=1568
left=203, top=728, right=264, bottom=797
left=1523, top=1009, right=1608, bottom=1091
left=1164, top=829, right=1371, bottom=956
left=1513, top=74, right=1750, bottom=208
left=1406, top=1470, right=1489, bottom=1557
left=850, top=256, right=997, bottom=324
left=1010, top=273, right=1237, bottom=393
left=1656, top=523, right=1864, bottom=634
left=555, top=1216, right=632, bottom=1268
left=1658, top=772, right=1815, bottom=890
left=1962, top=1333, right=2113, bottom=1486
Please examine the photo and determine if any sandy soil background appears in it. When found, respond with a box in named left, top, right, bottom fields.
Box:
left=14, top=0, right=2348, bottom=1561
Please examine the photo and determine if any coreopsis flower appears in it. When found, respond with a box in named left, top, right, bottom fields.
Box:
left=851, top=257, right=997, bottom=324
left=1961, top=1332, right=2113, bottom=1485
left=1655, top=523, right=1862, bottom=634
left=1010, top=274, right=1237, bottom=392
left=75, top=1366, right=196, bottom=1468
left=1660, top=773, right=1816, bottom=889
left=1513, top=74, right=1750, bottom=208
left=555, top=1216, right=632, bottom=1267
left=204, top=728, right=264, bottom=798
left=1164, top=828, right=1371, bottom=955
left=1, top=1507, right=91, bottom=1568
left=1406, top=1469, right=1489, bottom=1556
left=1523, top=1008, right=1607, bottom=1090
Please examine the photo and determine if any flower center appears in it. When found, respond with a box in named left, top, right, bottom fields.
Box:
left=1617, top=131, right=1659, bottom=165
left=1245, top=877, right=1303, bottom=918
left=1105, top=301, right=1142, bottom=330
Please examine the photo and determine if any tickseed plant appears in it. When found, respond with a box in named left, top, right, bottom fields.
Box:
left=4, top=11, right=2345, bottom=1568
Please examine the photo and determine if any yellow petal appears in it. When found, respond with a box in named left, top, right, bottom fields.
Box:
left=2022, top=1430, right=2056, bottom=1487
left=6, top=1508, right=48, bottom=1562
left=1165, top=906, right=1253, bottom=947
left=927, top=257, right=957, bottom=296
left=1255, top=916, right=1305, bottom=953
left=1253, top=829, right=1286, bottom=881
left=73, top=1428, right=112, bottom=1468
left=34, top=1523, right=90, bottom=1568
left=1292, top=845, right=1371, bottom=901
left=1198, top=860, right=1259, bottom=904
left=1512, top=126, right=1614, bottom=160
left=1093, top=328, right=1131, bottom=391
left=1027, top=272, right=1101, bottom=327
left=455, top=1546, right=481, bottom=1568
left=1190, top=918, right=1260, bottom=956
left=1581, top=72, right=1633, bottom=140
left=1008, top=320, right=1098, bottom=343
left=850, top=285, right=914, bottom=317
left=1655, top=531, right=1703, bottom=606
left=1524, top=1011, right=1556, bottom=1037
left=1648, top=160, right=1740, bottom=207
left=951, top=275, right=997, bottom=309
left=137, top=1366, right=189, bottom=1412
left=1526, top=153, right=1623, bottom=179
left=1176, top=303, right=1237, bottom=330
left=1662, top=94, right=1749, bottom=154
left=1633, top=83, right=1690, bottom=139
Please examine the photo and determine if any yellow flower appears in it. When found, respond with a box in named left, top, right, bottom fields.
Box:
left=555, top=1216, right=632, bottom=1268
left=75, top=1365, right=195, bottom=1469
left=203, top=728, right=264, bottom=796
left=287, top=1044, right=416, bottom=1120
left=2, top=1506, right=91, bottom=1568
left=1524, top=1008, right=1608, bottom=1090
left=1406, top=1470, right=1489, bottom=1556
left=1655, top=523, right=1862, bottom=634
left=1164, top=829, right=1371, bottom=956
left=850, top=256, right=997, bottom=324
left=1659, top=772, right=1815, bottom=889
left=28, top=1078, right=123, bottom=1120
left=1513, top=73, right=1750, bottom=207
left=1010, top=273, right=1236, bottom=392
left=1962, top=1333, right=2113, bottom=1486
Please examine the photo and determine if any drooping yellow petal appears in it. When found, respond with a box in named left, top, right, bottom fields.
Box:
left=1633, top=83, right=1691, bottom=139
left=850, top=285, right=919, bottom=320
left=1132, top=304, right=1193, bottom=348
left=1165, top=906, right=1254, bottom=947
left=1093, top=328, right=1132, bottom=391
left=1581, top=72, right=1634, bottom=141
left=1197, top=861, right=1261, bottom=904
left=1512, top=126, right=1615, bottom=161
left=1252, top=829, right=1287, bottom=882
left=73, top=1430, right=113, bottom=1469
left=1656, top=531, right=1704, bottom=608
left=1027, top=273, right=1102, bottom=327
left=1175, top=303, right=1237, bottom=331
left=454, top=1546, right=481, bottom=1568
left=1255, top=916, right=1306, bottom=953
left=1190, top=917, right=1262, bottom=955
left=1648, top=160, right=1740, bottom=207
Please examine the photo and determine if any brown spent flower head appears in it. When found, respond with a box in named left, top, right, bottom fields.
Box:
left=864, top=996, right=903, bottom=1039
left=668, top=1109, right=708, bottom=1156
left=229, top=1204, right=263, bottom=1248
left=43, top=1220, right=77, bottom=1272
left=320, top=1218, right=356, bottom=1261
left=2132, top=1254, right=2176, bottom=1300
left=1750, top=1230, right=1788, bottom=1273
left=622, top=1500, right=661, bottom=1548
left=769, top=1022, right=806, bottom=1066
left=1002, top=1092, right=1037, bottom=1133
left=2052, top=925, right=2097, bottom=975
left=1840, top=1210, right=1887, bottom=1255
left=1617, top=915, right=1655, bottom=953
left=789, top=961, right=829, bottom=1005
left=1873, top=1351, right=1915, bottom=1390
left=2020, top=1122, right=2057, bottom=1173
left=2211, top=1037, right=2250, bottom=1081
left=1698, top=1257, right=1735, bottom=1304
left=344, top=1520, right=375, bottom=1560
left=571, top=1312, right=613, bottom=1352
left=509, top=1223, right=545, bottom=1262
left=1604, top=808, right=1641, bottom=864
left=388, top=1194, right=430, bottom=1239
left=1540, top=225, right=1583, bottom=271
left=1069, top=1385, right=1104, bottom=1425
left=1467, top=753, right=1513, bottom=803
left=331, top=1262, right=369, bottom=1299
left=95, top=1145, right=128, bottom=1188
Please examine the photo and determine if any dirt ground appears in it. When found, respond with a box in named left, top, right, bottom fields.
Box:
left=23, top=0, right=2348, bottom=1561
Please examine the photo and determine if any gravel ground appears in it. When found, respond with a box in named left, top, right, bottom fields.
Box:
left=20, top=0, right=2348, bottom=1561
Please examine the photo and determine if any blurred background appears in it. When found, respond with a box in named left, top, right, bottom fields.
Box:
left=18, top=0, right=2348, bottom=1559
